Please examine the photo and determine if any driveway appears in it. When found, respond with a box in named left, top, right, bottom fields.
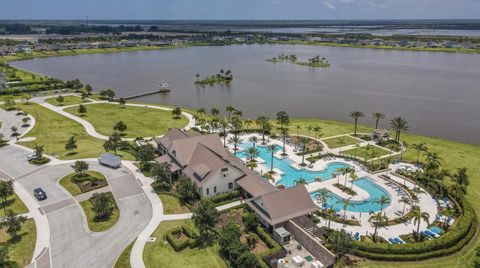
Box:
left=0, top=145, right=152, bottom=268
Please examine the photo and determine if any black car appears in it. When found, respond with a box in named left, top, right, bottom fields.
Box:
left=33, top=188, right=47, bottom=201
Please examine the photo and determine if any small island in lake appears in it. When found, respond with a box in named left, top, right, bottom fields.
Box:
left=267, top=53, right=330, bottom=68
left=195, top=69, right=233, bottom=85
left=266, top=53, right=297, bottom=62
left=295, top=55, right=330, bottom=68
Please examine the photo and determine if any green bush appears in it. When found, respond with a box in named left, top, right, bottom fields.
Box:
left=165, top=225, right=200, bottom=251
left=255, top=226, right=282, bottom=257
left=208, top=189, right=241, bottom=204
left=165, top=227, right=190, bottom=252
left=352, top=197, right=477, bottom=261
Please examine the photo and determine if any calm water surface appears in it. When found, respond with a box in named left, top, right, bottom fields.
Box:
left=12, top=44, right=480, bottom=144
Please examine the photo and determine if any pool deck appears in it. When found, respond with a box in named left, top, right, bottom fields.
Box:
left=227, top=133, right=438, bottom=239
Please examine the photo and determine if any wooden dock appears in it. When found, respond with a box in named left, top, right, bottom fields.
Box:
left=123, top=88, right=170, bottom=100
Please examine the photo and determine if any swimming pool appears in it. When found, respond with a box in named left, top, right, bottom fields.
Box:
left=310, top=177, right=391, bottom=213
left=236, top=142, right=350, bottom=187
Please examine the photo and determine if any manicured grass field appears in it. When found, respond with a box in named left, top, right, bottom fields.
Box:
left=59, top=171, right=107, bottom=196
left=159, top=194, right=191, bottom=214
left=44, top=95, right=91, bottom=106
left=143, top=220, right=226, bottom=268
left=17, top=103, right=134, bottom=160
left=79, top=192, right=119, bottom=232
left=64, top=103, right=188, bottom=138
left=114, top=241, right=134, bottom=268
left=0, top=219, right=36, bottom=267
left=343, top=145, right=392, bottom=160
left=322, top=135, right=362, bottom=149
left=0, top=193, right=29, bottom=217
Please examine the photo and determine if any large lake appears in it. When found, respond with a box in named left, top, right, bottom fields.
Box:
left=12, top=44, right=480, bottom=144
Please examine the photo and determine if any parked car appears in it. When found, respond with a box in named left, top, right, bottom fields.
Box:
left=98, top=153, right=121, bottom=168
left=33, top=188, right=47, bottom=201
left=27, top=154, right=38, bottom=161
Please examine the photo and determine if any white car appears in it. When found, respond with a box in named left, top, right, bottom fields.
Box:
left=27, top=154, right=38, bottom=161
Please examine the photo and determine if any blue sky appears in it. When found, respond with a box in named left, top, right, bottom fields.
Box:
left=1, top=0, right=479, bottom=20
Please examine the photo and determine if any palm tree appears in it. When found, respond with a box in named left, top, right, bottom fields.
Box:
left=349, top=111, right=365, bottom=136
left=295, top=177, right=307, bottom=185
left=281, top=128, right=288, bottom=155
left=248, top=136, right=258, bottom=149
left=390, top=117, right=409, bottom=142
left=412, top=143, right=428, bottom=165
left=313, top=126, right=322, bottom=149
left=349, top=172, right=359, bottom=189
left=307, top=125, right=313, bottom=137
left=343, top=167, right=354, bottom=186
left=437, top=168, right=451, bottom=197
left=211, top=107, right=220, bottom=117
left=244, top=119, right=253, bottom=131
left=399, top=196, right=410, bottom=215
left=295, top=124, right=302, bottom=136
left=442, top=207, right=455, bottom=230
left=219, top=119, right=229, bottom=146
left=246, top=146, right=260, bottom=162
left=324, top=208, right=335, bottom=228
left=315, top=188, right=330, bottom=210
left=411, top=206, right=430, bottom=241
left=425, top=152, right=443, bottom=173
left=372, top=112, right=386, bottom=129
left=300, top=137, right=309, bottom=166
left=225, top=106, right=235, bottom=120
left=256, top=116, right=270, bottom=144
left=227, top=136, right=242, bottom=153
left=369, top=211, right=389, bottom=242
left=338, top=137, right=346, bottom=154
left=267, top=144, right=277, bottom=173
left=196, top=108, right=206, bottom=120
left=374, top=196, right=391, bottom=213
left=337, top=198, right=354, bottom=219
left=399, top=140, right=408, bottom=161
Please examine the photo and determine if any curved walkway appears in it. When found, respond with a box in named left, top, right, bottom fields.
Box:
left=31, top=95, right=196, bottom=141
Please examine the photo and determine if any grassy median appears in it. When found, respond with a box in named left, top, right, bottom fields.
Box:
left=79, top=192, right=119, bottom=232
left=0, top=219, right=36, bottom=267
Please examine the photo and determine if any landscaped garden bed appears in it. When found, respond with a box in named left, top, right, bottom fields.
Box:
left=60, top=170, right=107, bottom=196
left=322, top=135, right=361, bottom=149
left=333, top=183, right=357, bottom=196
left=80, top=192, right=119, bottom=232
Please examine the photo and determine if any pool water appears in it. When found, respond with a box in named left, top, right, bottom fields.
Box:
left=311, top=177, right=391, bottom=213
left=236, top=141, right=391, bottom=213
left=236, top=142, right=349, bottom=187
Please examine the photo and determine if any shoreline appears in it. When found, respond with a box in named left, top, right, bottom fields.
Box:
left=1, top=39, right=480, bottom=64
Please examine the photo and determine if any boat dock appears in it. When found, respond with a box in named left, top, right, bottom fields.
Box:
left=122, top=84, right=170, bottom=100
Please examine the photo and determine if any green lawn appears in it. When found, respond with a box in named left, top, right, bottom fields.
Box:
left=322, top=135, right=362, bottom=149
left=114, top=241, right=134, bottom=268
left=17, top=103, right=134, bottom=160
left=79, top=192, right=120, bottom=232
left=343, top=145, right=392, bottom=160
left=143, top=220, right=226, bottom=268
left=0, top=219, right=36, bottom=268
left=44, top=95, right=91, bottom=106
left=0, top=193, right=29, bottom=217
left=59, top=171, right=107, bottom=196
left=159, top=194, right=191, bottom=214
left=64, top=103, right=188, bottom=138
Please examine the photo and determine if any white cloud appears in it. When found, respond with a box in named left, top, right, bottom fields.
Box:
left=322, top=1, right=336, bottom=9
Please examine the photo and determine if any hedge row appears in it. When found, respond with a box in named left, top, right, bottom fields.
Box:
left=255, top=226, right=282, bottom=257
left=165, top=226, right=200, bottom=252
left=208, top=189, right=241, bottom=205
left=352, top=197, right=477, bottom=261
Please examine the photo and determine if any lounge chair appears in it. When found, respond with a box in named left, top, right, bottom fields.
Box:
left=424, top=229, right=438, bottom=237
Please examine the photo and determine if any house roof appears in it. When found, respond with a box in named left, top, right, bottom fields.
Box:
left=246, top=184, right=319, bottom=226
left=169, top=134, right=226, bottom=167
left=154, top=128, right=190, bottom=149
left=154, top=154, right=181, bottom=172
left=236, top=175, right=277, bottom=197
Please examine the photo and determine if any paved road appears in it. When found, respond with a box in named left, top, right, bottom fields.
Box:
left=0, top=145, right=152, bottom=268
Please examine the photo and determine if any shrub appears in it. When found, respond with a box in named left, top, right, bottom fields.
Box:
left=165, top=225, right=200, bottom=251
left=208, top=189, right=241, bottom=205
left=352, top=198, right=477, bottom=261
